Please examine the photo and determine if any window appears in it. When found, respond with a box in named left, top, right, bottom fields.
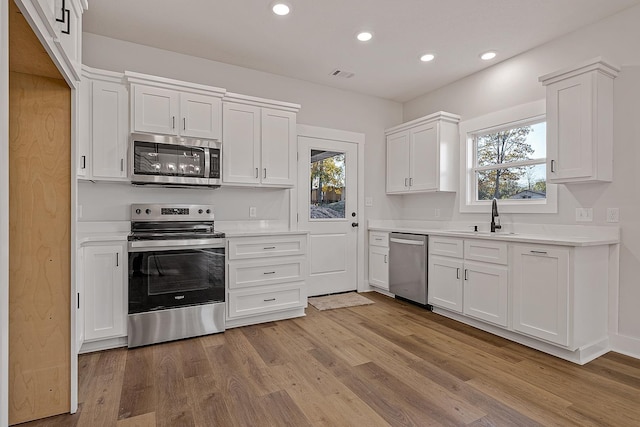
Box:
left=474, top=120, right=546, bottom=201
left=309, top=150, right=346, bottom=219
left=460, top=100, right=557, bottom=213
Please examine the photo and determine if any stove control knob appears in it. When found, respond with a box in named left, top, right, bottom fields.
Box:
left=198, top=209, right=203, bottom=214
left=206, top=209, right=211, bottom=214
left=145, top=209, right=151, bottom=215
left=135, top=209, right=141, bottom=215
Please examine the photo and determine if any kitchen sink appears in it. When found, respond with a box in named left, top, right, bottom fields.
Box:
left=445, top=230, right=518, bottom=237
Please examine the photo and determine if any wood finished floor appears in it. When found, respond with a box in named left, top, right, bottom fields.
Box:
left=19, top=292, right=640, bottom=427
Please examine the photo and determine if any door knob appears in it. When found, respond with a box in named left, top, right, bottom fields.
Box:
left=351, top=222, right=359, bottom=227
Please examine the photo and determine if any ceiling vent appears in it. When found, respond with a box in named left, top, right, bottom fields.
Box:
left=330, top=69, right=355, bottom=79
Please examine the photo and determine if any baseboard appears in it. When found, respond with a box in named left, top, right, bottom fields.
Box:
left=79, top=336, right=127, bottom=354
left=433, top=308, right=608, bottom=365
left=225, top=308, right=306, bottom=329
left=365, top=284, right=395, bottom=298
left=610, top=333, right=640, bottom=359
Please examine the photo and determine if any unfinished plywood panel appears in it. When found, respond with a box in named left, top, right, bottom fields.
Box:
left=8, top=69, right=71, bottom=425
left=8, top=2, right=71, bottom=422
left=8, top=1, right=60, bottom=79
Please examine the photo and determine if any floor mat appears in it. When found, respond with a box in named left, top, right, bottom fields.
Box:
left=308, top=292, right=374, bottom=311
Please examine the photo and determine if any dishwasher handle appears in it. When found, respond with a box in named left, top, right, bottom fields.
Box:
left=390, top=237, right=425, bottom=246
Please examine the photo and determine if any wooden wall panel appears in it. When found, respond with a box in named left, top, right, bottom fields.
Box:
left=8, top=1, right=61, bottom=79
left=8, top=70, right=71, bottom=424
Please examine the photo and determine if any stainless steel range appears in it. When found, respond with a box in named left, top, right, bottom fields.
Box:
left=127, top=203, right=226, bottom=348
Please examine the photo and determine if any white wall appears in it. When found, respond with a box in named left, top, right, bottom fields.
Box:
left=81, top=33, right=403, bottom=224
left=401, top=4, right=640, bottom=352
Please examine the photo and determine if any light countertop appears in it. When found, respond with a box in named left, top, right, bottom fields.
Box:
left=368, top=220, right=619, bottom=247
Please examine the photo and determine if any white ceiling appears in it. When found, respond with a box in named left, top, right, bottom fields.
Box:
left=83, top=0, right=640, bottom=102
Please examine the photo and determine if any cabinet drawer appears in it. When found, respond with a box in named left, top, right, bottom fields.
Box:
left=228, top=282, right=306, bottom=319
left=429, top=236, right=463, bottom=258
left=229, top=258, right=304, bottom=289
left=228, top=234, right=307, bottom=260
left=369, top=231, right=389, bottom=248
left=464, top=240, right=508, bottom=265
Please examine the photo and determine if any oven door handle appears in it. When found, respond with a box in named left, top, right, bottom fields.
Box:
left=128, top=239, right=226, bottom=252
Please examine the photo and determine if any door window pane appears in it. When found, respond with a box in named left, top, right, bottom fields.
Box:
left=310, top=150, right=345, bottom=219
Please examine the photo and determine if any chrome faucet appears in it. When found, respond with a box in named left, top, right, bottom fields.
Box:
left=491, top=198, right=502, bottom=232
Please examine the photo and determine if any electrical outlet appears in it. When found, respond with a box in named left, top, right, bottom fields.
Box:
left=607, top=208, right=619, bottom=223
left=575, top=207, right=593, bottom=222
left=249, top=207, right=257, bottom=218
left=365, top=197, right=373, bottom=207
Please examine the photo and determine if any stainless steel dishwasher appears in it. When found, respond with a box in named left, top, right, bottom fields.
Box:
left=389, top=233, right=429, bottom=307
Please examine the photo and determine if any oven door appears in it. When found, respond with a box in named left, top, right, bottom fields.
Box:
left=128, top=240, right=225, bottom=314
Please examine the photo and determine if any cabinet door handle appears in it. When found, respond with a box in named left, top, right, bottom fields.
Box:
left=172, top=116, right=175, bottom=129
left=456, top=268, right=460, bottom=279
left=120, top=159, right=124, bottom=172
left=530, top=250, right=548, bottom=255
left=56, top=0, right=66, bottom=23
left=464, top=269, right=468, bottom=280
left=263, top=246, right=276, bottom=250
left=384, top=255, right=387, bottom=264
left=263, top=168, right=267, bottom=179
left=116, top=253, right=119, bottom=267
left=183, top=117, right=186, bottom=130
left=404, top=178, right=408, bottom=187
left=409, top=177, right=413, bottom=186
left=550, top=159, right=556, bottom=173
left=263, top=271, right=276, bottom=275
left=62, top=8, right=70, bottom=34
left=255, top=167, right=259, bottom=178
left=264, top=298, right=276, bottom=302
left=81, top=155, right=86, bottom=170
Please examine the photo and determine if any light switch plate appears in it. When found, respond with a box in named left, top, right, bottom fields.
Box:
left=575, top=207, right=593, bottom=222
left=607, top=208, right=619, bottom=223
left=249, top=207, right=257, bottom=218
left=365, top=197, right=373, bottom=207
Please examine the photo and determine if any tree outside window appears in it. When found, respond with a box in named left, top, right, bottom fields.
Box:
left=474, top=121, right=546, bottom=201
left=309, top=150, right=345, bottom=219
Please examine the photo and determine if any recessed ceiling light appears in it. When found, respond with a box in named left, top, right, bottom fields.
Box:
left=356, top=31, right=373, bottom=42
left=480, top=51, right=497, bottom=61
left=420, top=53, right=435, bottom=62
left=271, top=2, right=290, bottom=16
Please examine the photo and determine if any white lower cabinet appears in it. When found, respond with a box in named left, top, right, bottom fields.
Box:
left=463, top=260, right=508, bottom=327
left=368, top=231, right=389, bottom=290
left=511, top=245, right=569, bottom=346
left=226, top=234, right=308, bottom=327
left=82, top=242, right=127, bottom=342
left=511, top=243, right=609, bottom=352
left=427, top=235, right=611, bottom=363
left=429, top=236, right=508, bottom=326
left=428, top=255, right=463, bottom=312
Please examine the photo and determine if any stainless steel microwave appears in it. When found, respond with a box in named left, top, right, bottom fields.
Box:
left=129, top=133, right=221, bottom=188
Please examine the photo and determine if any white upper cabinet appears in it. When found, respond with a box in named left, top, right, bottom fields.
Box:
left=126, top=71, right=225, bottom=140
left=180, top=92, right=222, bottom=140
left=78, top=66, right=129, bottom=181
left=17, top=0, right=85, bottom=86
left=132, top=85, right=180, bottom=135
left=540, top=57, right=619, bottom=183
left=222, top=93, right=299, bottom=187
left=222, top=103, right=261, bottom=184
left=385, top=111, right=460, bottom=194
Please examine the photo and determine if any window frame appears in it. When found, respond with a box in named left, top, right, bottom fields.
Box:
left=459, top=100, right=557, bottom=214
